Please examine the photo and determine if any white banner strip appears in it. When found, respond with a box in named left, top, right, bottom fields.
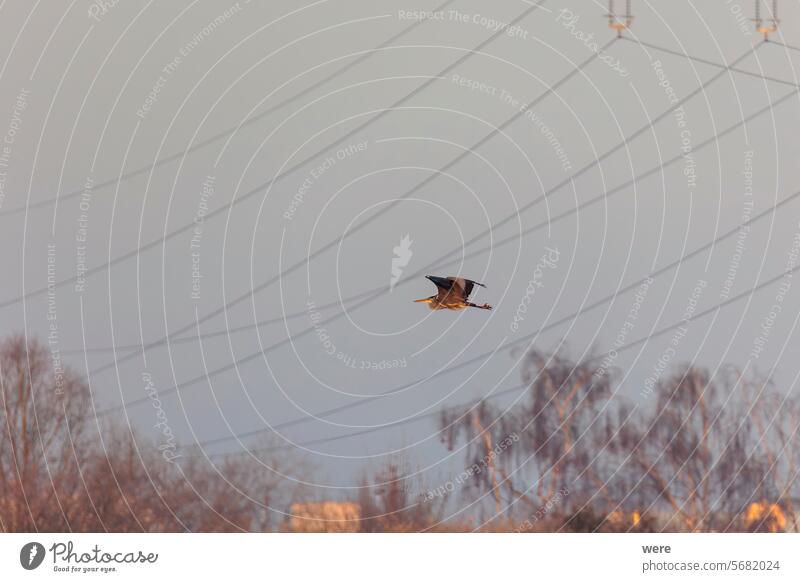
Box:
left=2, top=533, right=798, bottom=580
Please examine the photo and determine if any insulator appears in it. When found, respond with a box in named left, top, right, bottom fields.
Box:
left=607, top=0, right=633, bottom=34
left=754, top=0, right=779, bottom=38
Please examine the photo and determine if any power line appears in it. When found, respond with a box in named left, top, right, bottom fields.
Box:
left=766, top=38, right=800, bottom=54
left=624, top=37, right=799, bottom=88
left=92, top=44, right=617, bottom=419
left=196, top=382, right=527, bottom=457
left=91, top=39, right=765, bottom=412
left=86, top=37, right=761, bottom=380
left=98, top=167, right=800, bottom=424
left=0, top=1, right=547, bottom=313
left=86, top=15, right=604, bottom=379
left=0, top=0, right=459, bottom=218
left=89, top=31, right=796, bottom=449
left=192, top=182, right=800, bottom=444
left=196, top=255, right=800, bottom=457
left=67, top=72, right=800, bottom=357
left=66, top=46, right=627, bottom=355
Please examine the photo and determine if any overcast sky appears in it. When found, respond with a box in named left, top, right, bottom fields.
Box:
left=1, top=0, right=800, bottom=495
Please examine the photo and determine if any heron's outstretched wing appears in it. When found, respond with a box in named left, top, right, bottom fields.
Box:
left=426, top=275, right=455, bottom=291
left=446, top=276, right=485, bottom=300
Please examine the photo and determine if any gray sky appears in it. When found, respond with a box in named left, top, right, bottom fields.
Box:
left=1, top=0, right=800, bottom=495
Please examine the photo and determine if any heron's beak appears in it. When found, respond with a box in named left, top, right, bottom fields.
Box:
left=414, top=298, right=430, bottom=303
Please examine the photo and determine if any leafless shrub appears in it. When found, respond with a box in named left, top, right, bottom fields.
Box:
left=0, top=334, right=302, bottom=532
left=3, top=333, right=799, bottom=532
left=440, top=349, right=616, bottom=521
left=614, top=367, right=786, bottom=531
left=358, top=461, right=445, bottom=532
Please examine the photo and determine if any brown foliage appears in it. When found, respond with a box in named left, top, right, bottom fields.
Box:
left=0, top=334, right=299, bottom=532
left=357, top=461, right=444, bottom=532
left=440, top=350, right=800, bottom=532
left=3, top=333, right=799, bottom=532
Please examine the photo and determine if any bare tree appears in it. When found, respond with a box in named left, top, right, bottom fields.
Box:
left=5, top=332, right=798, bottom=533
left=0, top=333, right=304, bottom=532
left=0, top=334, right=92, bottom=531
left=358, top=460, right=445, bottom=532
left=617, top=367, right=766, bottom=531
left=738, top=372, right=800, bottom=531
left=439, top=349, right=616, bottom=522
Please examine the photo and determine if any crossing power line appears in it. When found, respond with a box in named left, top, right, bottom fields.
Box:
left=0, top=0, right=459, bottom=218
left=194, top=256, right=800, bottom=457
left=0, top=0, right=548, bottom=312
left=98, top=168, right=800, bottom=424
left=85, top=37, right=765, bottom=383
left=91, top=39, right=768, bottom=416
left=67, top=50, right=800, bottom=357
left=86, top=23, right=608, bottom=380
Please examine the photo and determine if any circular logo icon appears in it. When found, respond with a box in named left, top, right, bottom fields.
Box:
left=19, top=542, right=46, bottom=570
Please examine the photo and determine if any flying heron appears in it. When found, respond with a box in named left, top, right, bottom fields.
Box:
left=414, top=275, right=492, bottom=311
